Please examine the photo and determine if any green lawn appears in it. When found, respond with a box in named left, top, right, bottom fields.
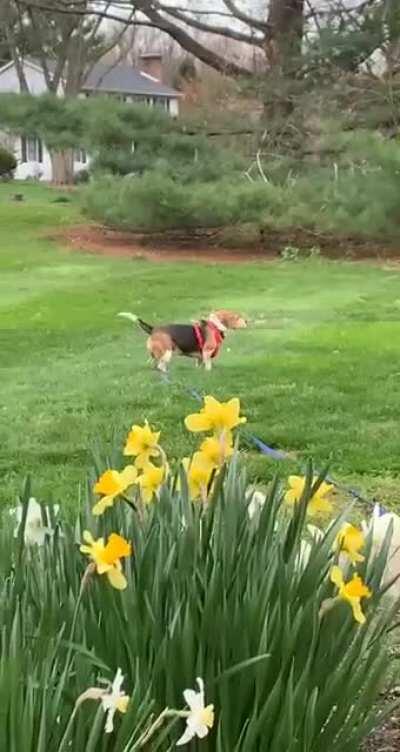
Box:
left=1, top=181, right=400, bottom=510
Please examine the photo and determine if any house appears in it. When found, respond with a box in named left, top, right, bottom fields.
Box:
left=0, top=55, right=181, bottom=181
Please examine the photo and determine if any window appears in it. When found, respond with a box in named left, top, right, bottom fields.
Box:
left=21, top=136, right=43, bottom=163
left=153, top=97, right=169, bottom=112
left=74, top=148, right=87, bottom=164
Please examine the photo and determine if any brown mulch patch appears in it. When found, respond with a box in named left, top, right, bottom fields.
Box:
left=362, top=709, right=400, bottom=752
left=53, top=225, right=400, bottom=265
left=55, top=225, right=266, bottom=263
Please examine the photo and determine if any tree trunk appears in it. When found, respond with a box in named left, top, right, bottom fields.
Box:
left=50, top=149, right=74, bottom=185
left=263, top=0, right=305, bottom=130
left=266, top=0, right=305, bottom=73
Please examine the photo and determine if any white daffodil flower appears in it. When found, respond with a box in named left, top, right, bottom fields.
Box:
left=247, top=490, right=266, bottom=519
left=295, top=525, right=326, bottom=573
left=307, top=524, right=324, bottom=542
left=101, top=668, right=130, bottom=734
left=11, top=498, right=59, bottom=546
left=295, top=539, right=312, bottom=571
left=176, top=678, right=214, bottom=746
left=363, top=504, right=400, bottom=598
left=76, top=668, right=129, bottom=734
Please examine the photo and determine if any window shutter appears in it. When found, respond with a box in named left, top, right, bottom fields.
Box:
left=21, top=136, right=27, bottom=163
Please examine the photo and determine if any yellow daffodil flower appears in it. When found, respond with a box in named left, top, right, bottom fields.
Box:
left=285, top=475, right=334, bottom=517
left=80, top=531, right=132, bottom=590
left=330, top=565, right=372, bottom=624
left=123, top=421, right=161, bottom=466
left=199, top=433, right=234, bottom=468
left=335, top=523, right=365, bottom=564
left=182, top=453, right=214, bottom=502
left=137, top=462, right=165, bottom=504
left=93, top=466, right=138, bottom=515
left=177, top=677, right=214, bottom=746
left=185, top=396, right=246, bottom=436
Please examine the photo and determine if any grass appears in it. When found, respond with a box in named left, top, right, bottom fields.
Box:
left=1, top=181, right=400, bottom=510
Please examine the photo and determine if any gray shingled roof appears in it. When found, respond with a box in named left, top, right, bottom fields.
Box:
left=82, top=63, right=180, bottom=98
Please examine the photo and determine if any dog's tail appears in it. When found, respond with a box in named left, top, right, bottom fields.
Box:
left=117, top=312, right=154, bottom=335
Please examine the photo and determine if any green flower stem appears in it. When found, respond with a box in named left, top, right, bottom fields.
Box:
left=57, top=705, right=79, bottom=752
left=121, top=494, right=138, bottom=513
left=319, top=597, right=338, bottom=619
left=133, top=708, right=189, bottom=749
left=65, top=564, right=93, bottom=663
left=58, top=564, right=94, bottom=751
left=156, top=444, right=167, bottom=468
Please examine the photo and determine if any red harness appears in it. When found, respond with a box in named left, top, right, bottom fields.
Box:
left=193, top=321, right=224, bottom=359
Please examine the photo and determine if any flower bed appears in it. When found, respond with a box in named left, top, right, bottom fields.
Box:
left=2, top=397, right=399, bottom=751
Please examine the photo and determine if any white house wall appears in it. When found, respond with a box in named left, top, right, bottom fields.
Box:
left=169, top=98, right=179, bottom=117
left=15, top=137, right=53, bottom=181
left=0, top=133, right=88, bottom=181
left=0, top=61, right=49, bottom=94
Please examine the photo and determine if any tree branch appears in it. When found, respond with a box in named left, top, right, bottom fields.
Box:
left=17, top=0, right=255, bottom=76
left=87, top=0, right=111, bottom=41
left=134, top=1, right=253, bottom=76
left=157, top=4, right=264, bottom=46
left=4, top=16, right=30, bottom=91
left=137, top=6, right=237, bottom=19
left=222, top=0, right=269, bottom=31
left=15, top=0, right=154, bottom=27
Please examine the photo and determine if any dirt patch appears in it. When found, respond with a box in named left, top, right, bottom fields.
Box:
left=55, top=225, right=269, bottom=263
left=54, top=224, right=400, bottom=264
left=362, top=708, right=400, bottom=752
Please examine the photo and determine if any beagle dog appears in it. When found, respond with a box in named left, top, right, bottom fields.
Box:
left=118, top=310, right=247, bottom=372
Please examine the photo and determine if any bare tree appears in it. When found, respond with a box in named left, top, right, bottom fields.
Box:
left=16, top=1, right=398, bottom=77
left=12, top=1, right=290, bottom=76
left=9, top=1, right=400, bottom=145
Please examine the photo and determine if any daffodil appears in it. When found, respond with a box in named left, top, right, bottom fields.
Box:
left=285, top=475, right=334, bottom=517
left=182, top=453, right=214, bottom=502
left=335, top=523, right=365, bottom=564
left=330, top=565, right=372, bottom=624
left=176, top=678, right=214, bottom=746
left=185, top=396, right=246, bottom=436
left=80, top=532, right=132, bottom=590
left=295, top=539, right=312, bottom=571
left=101, top=669, right=130, bottom=733
left=76, top=668, right=129, bottom=734
left=93, top=466, right=138, bottom=515
left=307, top=524, right=324, bottom=542
left=11, top=497, right=59, bottom=546
left=362, top=505, right=400, bottom=600
left=137, top=462, right=165, bottom=503
left=247, top=489, right=266, bottom=519
left=124, top=421, right=161, bottom=466
left=199, top=433, right=234, bottom=468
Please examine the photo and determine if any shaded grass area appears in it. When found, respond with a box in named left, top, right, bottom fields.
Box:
left=1, top=182, right=400, bottom=509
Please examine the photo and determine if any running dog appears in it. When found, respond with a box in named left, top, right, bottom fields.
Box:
left=118, top=310, right=247, bottom=372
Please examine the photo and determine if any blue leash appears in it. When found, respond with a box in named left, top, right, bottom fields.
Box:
left=157, top=371, right=380, bottom=511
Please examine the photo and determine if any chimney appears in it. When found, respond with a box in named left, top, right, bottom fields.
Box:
left=139, top=52, right=163, bottom=82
